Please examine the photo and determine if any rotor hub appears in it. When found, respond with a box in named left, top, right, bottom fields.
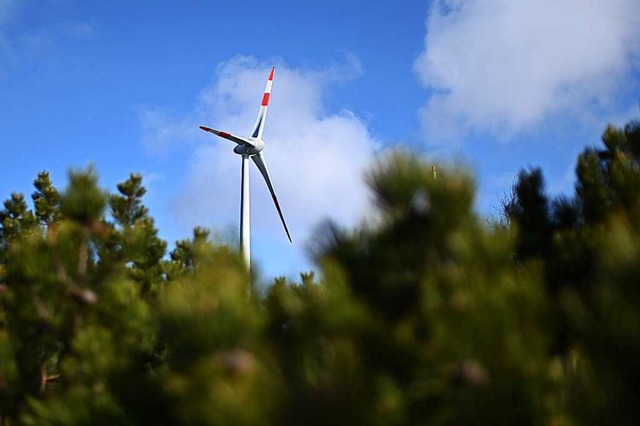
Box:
left=233, top=139, right=265, bottom=156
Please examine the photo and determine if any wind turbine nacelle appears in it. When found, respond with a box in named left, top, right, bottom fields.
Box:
left=234, top=138, right=265, bottom=156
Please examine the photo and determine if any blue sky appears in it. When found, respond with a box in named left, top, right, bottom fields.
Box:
left=1, top=0, right=639, bottom=283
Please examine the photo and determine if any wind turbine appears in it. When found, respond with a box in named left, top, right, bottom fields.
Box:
left=199, top=67, right=292, bottom=270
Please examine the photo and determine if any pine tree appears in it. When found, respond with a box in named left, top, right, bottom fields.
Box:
left=0, top=193, right=38, bottom=257
left=0, top=168, right=160, bottom=424
left=292, top=152, right=553, bottom=425
left=505, top=119, right=640, bottom=424
left=107, top=173, right=167, bottom=297
left=504, top=168, right=553, bottom=261
left=170, top=227, right=211, bottom=268
left=32, top=172, right=61, bottom=228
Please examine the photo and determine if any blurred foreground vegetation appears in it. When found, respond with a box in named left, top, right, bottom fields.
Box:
left=1, top=120, right=640, bottom=425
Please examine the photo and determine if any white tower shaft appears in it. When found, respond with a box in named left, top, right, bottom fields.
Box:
left=240, top=155, right=251, bottom=270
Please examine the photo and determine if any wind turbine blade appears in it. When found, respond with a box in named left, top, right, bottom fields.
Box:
left=199, top=126, right=256, bottom=147
left=249, top=67, right=275, bottom=140
left=251, top=152, right=292, bottom=243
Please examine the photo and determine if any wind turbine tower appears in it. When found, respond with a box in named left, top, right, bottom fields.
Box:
left=199, top=67, right=292, bottom=270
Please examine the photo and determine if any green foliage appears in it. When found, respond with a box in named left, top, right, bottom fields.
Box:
left=32, top=172, right=61, bottom=227
left=107, top=173, right=167, bottom=297
left=156, top=247, right=271, bottom=426
left=0, top=168, right=159, bottom=424
left=1, top=119, right=639, bottom=425
left=0, top=193, right=38, bottom=259
left=504, top=168, right=552, bottom=260
left=109, top=173, right=149, bottom=228
left=506, top=119, right=640, bottom=424
left=306, top=153, right=550, bottom=425
left=59, top=167, right=106, bottom=226
left=165, top=226, right=213, bottom=279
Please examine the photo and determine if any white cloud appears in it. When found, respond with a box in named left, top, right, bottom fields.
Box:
left=138, top=106, right=195, bottom=155
left=415, top=0, right=640, bottom=139
left=142, top=56, right=380, bottom=250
